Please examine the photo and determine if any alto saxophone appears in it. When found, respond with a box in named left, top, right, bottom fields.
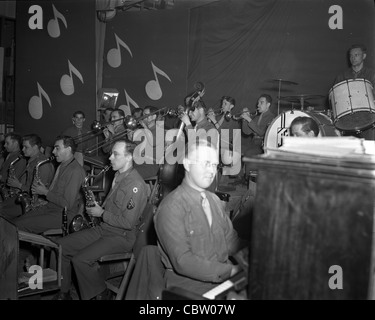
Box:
left=69, top=165, right=111, bottom=233
left=1, top=155, right=23, bottom=201
left=20, top=156, right=55, bottom=214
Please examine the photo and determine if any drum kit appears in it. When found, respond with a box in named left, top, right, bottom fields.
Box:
left=264, top=78, right=375, bottom=152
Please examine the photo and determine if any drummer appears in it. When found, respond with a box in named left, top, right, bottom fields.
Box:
left=332, top=44, right=375, bottom=140
left=333, top=44, right=375, bottom=91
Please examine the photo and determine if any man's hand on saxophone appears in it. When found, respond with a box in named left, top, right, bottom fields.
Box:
left=31, top=180, right=48, bottom=196
left=7, top=175, right=22, bottom=190
left=85, top=201, right=104, bottom=218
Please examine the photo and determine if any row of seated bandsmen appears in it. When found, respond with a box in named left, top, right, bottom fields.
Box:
left=0, top=93, right=319, bottom=300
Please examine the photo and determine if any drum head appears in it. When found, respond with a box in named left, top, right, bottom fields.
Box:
left=264, top=110, right=340, bottom=152
left=335, top=111, right=375, bottom=132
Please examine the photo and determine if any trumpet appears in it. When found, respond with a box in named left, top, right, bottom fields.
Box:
left=224, top=109, right=259, bottom=121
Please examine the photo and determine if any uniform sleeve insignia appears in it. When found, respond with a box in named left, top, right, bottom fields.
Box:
left=127, top=198, right=135, bottom=210
left=133, top=187, right=138, bottom=193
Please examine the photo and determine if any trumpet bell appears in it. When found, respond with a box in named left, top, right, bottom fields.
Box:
left=125, top=115, right=138, bottom=130
left=92, top=120, right=102, bottom=131
left=224, top=111, right=232, bottom=121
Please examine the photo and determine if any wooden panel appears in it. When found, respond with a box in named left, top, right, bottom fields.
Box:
left=248, top=158, right=375, bottom=300
left=0, top=217, right=18, bottom=300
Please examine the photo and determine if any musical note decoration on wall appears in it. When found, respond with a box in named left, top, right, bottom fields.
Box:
left=28, top=82, right=52, bottom=120
left=47, top=4, right=68, bottom=38
left=118, top=89, right=140, bottom=116
left=107, top=33, right=133, bottom=68
left=145, top=61, right=172, bottom=100
left=60, top=60, right=84, bottom=95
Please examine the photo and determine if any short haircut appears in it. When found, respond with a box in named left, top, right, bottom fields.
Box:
left=144, top=106, right=158, bottom=114
left=349, top=44, right=367, bottom=53
left=221, top=96, right=236, bottom=106
left=23, top=134, right=42, bottom=148
left=4, top=132, right=22, bottom=148
left=290, top=116, right=319, bottom=137
left=73, top=110, right=85, bottom=118
left=259, top=94, right=272, bottom=105
left=185, top=138, right=218, bottom=160
left=55, top=135, right=77, bottom=153
left=112, top=109, right=125, bottom=118
left=114, top=139, right=136, bottom=156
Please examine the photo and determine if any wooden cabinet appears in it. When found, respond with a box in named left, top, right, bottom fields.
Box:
left=246, top=156, right=375, bottom=299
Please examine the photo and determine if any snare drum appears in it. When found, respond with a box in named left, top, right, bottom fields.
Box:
left=263, top=110, right=340, bottom=153
left=328, top=79, right=375, bottom=132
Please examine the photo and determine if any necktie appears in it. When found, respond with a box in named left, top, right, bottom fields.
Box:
left=200, top=192, right=213, bottom=227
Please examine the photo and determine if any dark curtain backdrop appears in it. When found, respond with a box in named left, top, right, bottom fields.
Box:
left=102, top=9, right=189, bottom=124
left=15, top=0, right=96, bottom=147
left=188, top=0, right=375, bottom=116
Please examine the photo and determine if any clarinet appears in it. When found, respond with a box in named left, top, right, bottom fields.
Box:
left=69, top=165, right=111, bottom=233
left=1, top=155, right=23, bottom=201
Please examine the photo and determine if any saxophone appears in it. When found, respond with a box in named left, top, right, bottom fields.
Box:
left=1, top=155, right=23, bottom=201
left=25, top=156, right=55, bottom=212
left=69, top=165, right=111, bottom=233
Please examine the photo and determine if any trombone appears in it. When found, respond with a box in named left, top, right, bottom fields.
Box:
left=83, top=106, right=173, bottom=155
left=84, top=128, right=133, bottom=155
left=72, top=117, right=128, bottom=146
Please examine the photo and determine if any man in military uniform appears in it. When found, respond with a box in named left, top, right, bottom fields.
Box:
left=1, top=134, right=55, bottom=220
left=53, top=139, right=148, bottom=300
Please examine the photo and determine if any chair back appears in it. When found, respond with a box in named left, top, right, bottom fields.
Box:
left=133, top=202, right=158, bottom=260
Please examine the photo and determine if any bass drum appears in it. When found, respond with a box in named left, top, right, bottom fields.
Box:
left=329, top=79, right=375, bottom=132
left=263, top=110, right=341, bottom=153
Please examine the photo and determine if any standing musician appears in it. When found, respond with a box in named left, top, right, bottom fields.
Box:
left=0, top=134, right=55, bottom=220
left=102, top=109, right=127, bottom=154
left=0, top=132, right=27, bottom=202
left=179, top=100, right=220, bottom=192
left=334, top=44, right=375, bottom=90
left=133, top=106, right=166, bottom=180
left=61, top=110, right=92, bottom=166
left=333, top=44, right=375, bottom=140
left=207, top=96, right=242, bottom=175
left=52, top=140, right=147, bottom=300
left=13, top=136, right=86, bottom=234
left=240, top=94, right=275, bottom=177
left=154, top=141, right=247, bottom=296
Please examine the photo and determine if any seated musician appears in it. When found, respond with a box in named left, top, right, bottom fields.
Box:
left=1, top=134, right=55, bottom=220
left=52, top=140, right=147, bottom=300
left=289, top=116, right=319, bottom=137
left=102, top=109, right=127, bottom=154
left=13, top=136, right=86, bottom=234
left=0, top=132, right=27, bottom=202
left=154, top=141, right=247, bottom=296
left=240, top=94, right=275, bottom=178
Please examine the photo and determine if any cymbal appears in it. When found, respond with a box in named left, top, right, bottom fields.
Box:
left=281, top=94, right=325, bottom=100
left=267, top=79, right=298, bottom=85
